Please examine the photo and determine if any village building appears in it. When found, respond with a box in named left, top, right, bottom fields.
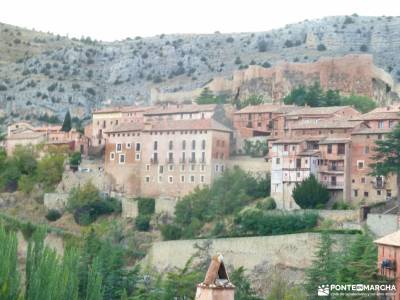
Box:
left=351, top=127, right=397, bottom=204
left=91, top=105, right=153, bottom=148
left=104, top=118, right=231, bottom=198
left=374, top=231, right=400, bottom=300
left=5, top=122, right=88, bottom=155
left=270, top=138, right=320, bottom=209
left=233, top=104, right=296, bottom=138
left=271, top=106, right=361, bottom=138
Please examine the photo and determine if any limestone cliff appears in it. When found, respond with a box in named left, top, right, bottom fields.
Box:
left=152, top=54, right=399, bottom=105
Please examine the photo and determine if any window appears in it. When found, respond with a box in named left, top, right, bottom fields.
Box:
left=190, top=175, right=195, bottom=183
left=181, top=175, right=185, bottom=183
left=364, top=191, right=369, bottom=197
left=191, top=152, right=196, bottom=162
left=168, top=176, right=173, bottom=183
left=357, top=160, right=364, bottom=169
left=181, top=164, right=185, bottom=172
left=353, top=190, right=358, bottom=197
left=153, top=152, right=158, bottom=163
left=378, top=120, right=384, bottom=128
left=215, top=165, right=219, bottom=172
left=116, top=143, right=122, bottom=152
left=145, top=176, right=150, bottom=183
left=361, top=177, right=365, bottom=183
left=191, top=164, right=196, bottom=171
left=158, top=176, right=163, bottom=183
left=136, top=143, right=141, bottom=152
left=181, top=152, right=186, bottom=163
left=159, top=165, right=164, bottom=174
left=296, top=158, right=301, bottom=168
left=377, top=190, right=382, bottom=196
left=126, top=143, right=132, bottom=149
left=168, top=152, right=174, bottom=163
left=182, top=140, right=186, bottom=150
left=153, top=141, right=158, bottom=151
left=296, top=172, right=300, bottom=178
left=364, top=146, right=369, bottom=154
left=389, top=120, right=394, bottom=128
left=110, top=152, right=115, bottom=160
left=169, top=164, right=174, bottom=171
left=169, top=140, right=173, bottom=150
left=146, top=164, right=150, bottom=171
left=387, top=190, right=392, bottom=197
left=221, top=165, right=225, bottom=172
left=337, top=143, right=345, bottom=155
left=378, top=134, right=383, bottom=140
left=192, top=140, right=196, bottom=150
left=257, top=122, right=262, bottom=127
left=200, top=175, right=205, bottom=183
left=201, top=152, right=206, bottom=163
left=284, top=145, right=288, bottom=151
left=201, top=164, right=205, bottom=172
left=201, top=140, right=206, bottom=150
left=327, top=144, right=332, bottom=154
left=135, top=153, right=141, bottom=160
left=119, top=154, right=125, bottom=164
left=276, top=158, right=280, bottom=165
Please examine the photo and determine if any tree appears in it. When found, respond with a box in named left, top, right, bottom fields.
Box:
left=292, top=174, right=330, bottom=208
left=195, top=88, right=226, bottom=105
left=36, top=153, right=65, bottom=191
left=371, top=123, right=400, bottom=210
left=61, top=111, right=72, bottom=132
left=305, top=232, right=337, bottom=298
left=238, top=94, right=265, bottom=109
left=230, top=267, right=261, bottom=300
left=340, top=94, right=376, bottom=113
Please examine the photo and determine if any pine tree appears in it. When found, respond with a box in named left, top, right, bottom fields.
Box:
left=61, top=111, right=72, bottom=132
left=305, top=232, right=337, bottom=298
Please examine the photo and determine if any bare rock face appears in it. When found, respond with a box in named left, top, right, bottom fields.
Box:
left=1, top=15, right=400, bottom=123
left=153, top=54, right=399, bottom=105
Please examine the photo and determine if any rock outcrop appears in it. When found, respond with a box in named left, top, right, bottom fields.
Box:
left=152, top=54, right=399, bottom=105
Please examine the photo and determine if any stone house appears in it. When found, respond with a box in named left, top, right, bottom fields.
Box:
left=104, top=118, right=231, bottom=198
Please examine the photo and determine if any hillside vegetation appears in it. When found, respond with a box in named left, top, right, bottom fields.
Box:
left=1, top=15, right=400, bottom=121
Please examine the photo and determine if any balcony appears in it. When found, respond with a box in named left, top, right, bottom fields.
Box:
left=189, top=158, right=196, bottom=163
left=200, top=158, right=206, bottom=164
left=166, top=158, right=174, bottom=164
left=373, top=181, right=386, bottom=189
left=327, top=165, right=344, bottom=171
left=150, top=158, right=159, bottom=164
left=179, top=158, right=186, bottom=164
left=321, top=180, right=344, bottom=189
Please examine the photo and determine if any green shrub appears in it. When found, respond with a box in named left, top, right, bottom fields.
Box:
left=137, top=198, right=155, bottom=215
left=292, top=175, right=329, bottom=209
left=46, top=209, right=62, bottom=221
left=161, top=224, right=183, bottom=240
left=20, top=222, right=36, bottom=240
left=69, top=151, right=81, bottom=168
left=332, top=201, right=352, bottom=210
left=135, top=215, right=151, bottom=231
left=256, top=197, right=276, bottom=210
left=317, top=44, right=327, bottom=51
left=234, top=210, right=318, bottom=236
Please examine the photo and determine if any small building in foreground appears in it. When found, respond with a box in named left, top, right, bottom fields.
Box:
left=196, top=254, right=235, bottom=300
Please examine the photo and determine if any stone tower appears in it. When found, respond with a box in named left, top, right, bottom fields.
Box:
left=195, top=254, right=235, bottom=300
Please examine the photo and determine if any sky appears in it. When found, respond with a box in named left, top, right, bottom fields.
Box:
left=1, top=0, right=399, bottom=41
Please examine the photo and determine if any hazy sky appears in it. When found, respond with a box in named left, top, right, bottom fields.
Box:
left=1, top=0, right=399, bottom=41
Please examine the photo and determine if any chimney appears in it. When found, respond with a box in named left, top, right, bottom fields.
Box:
left=195, top=254, right=235, bottom=300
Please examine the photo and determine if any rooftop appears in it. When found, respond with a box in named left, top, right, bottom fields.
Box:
left=144, top=104, right=217, bottom=116
left=353, top=111, right=400, bottom=121
left=351, top=127, right=393, bottom=135
left=374, top=231, right=400, bottom=247
left=145, top=118, right=232, bottom=132
left=285, top=106, right=355, bottom=117
left=105, top=122, right=144, bottom=133
left=291, top=119, right=363, bottom=130
left=235, top=104, right=296, bottom=114
left=93, top=105, right=153, bottom=114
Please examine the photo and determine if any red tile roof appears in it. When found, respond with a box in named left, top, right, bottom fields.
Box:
left=285, top=106, right=356, bottom=116
left=144, top=104, right=217, bottom=116
left=291, top=119, right=363, bottom=130
left=235, top=104, right=296, bottom=114
left=144, top=118, right=231, bottom=132
left=353, top=111, right=400, bottom=121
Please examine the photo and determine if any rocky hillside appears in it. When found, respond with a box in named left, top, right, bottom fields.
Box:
left=1, top=15, right=400, bottom=122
